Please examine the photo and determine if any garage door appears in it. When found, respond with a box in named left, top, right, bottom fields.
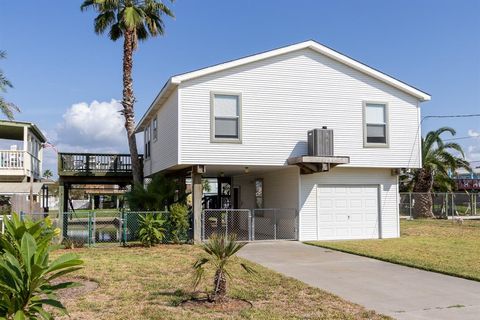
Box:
left=316, top=185, right=379, bottom=240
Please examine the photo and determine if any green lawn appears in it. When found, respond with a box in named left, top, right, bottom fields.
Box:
left=54, top=245, right=389, bottom=320
left=307, top=219, right=480, bottom=281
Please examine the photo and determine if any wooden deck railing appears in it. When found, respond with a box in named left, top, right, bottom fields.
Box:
left=58, top=153, right=143, bottom=176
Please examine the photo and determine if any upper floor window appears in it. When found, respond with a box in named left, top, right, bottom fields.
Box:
left=144, top=125, right=151, bottom=159
left=152, top=117, right=158, bottom=141
left=364, top=102, right=388, bottom=147
left=211, top=93, right=242, bottom=142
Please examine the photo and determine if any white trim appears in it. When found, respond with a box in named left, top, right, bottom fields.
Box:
left=363, top=101, right=390, bottom=148
left=177, top=87, right=182, bottom=165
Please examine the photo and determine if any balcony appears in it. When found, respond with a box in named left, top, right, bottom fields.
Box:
left=58, top=153, right=143, bottom=184
left=0, top=150, right=40, bottom=180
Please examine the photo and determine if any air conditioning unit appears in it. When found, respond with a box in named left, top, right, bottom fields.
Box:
left=308, top=127, right=334, bottom=157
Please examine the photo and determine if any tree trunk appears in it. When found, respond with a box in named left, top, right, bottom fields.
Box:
left=412, top=168, right=434, bottom=218
left=123, top=29, right=142, bottom=185
left=211, top=269, right=227, bottom=302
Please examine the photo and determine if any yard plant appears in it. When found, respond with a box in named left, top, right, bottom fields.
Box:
left=137, top=212, right=166, bottom=247
left=81, top=0, right=174, bottom=184
left=193, top=234, right=255, bottom=302
left=168, top=203, right=189, bottom=244
left=0, top=214, right=83, bottom=319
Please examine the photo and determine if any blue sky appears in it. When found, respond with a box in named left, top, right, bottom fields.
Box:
left=0, top=0, right=479, bottom=173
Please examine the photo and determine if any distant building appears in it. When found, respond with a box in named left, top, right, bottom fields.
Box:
left=0, top=120, right=49, bottom=213
left=455, top=167, right=480, bottom=191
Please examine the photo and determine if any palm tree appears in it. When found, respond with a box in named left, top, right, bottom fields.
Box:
left=80, top=0, right=174, bottom=184
left=43, top=169, right=53, bottom=180
left=0, top=50, right=20, bottom=120
left=193, top=234, right=255, bottom=302
left=403, top=127, right=471, bottom=218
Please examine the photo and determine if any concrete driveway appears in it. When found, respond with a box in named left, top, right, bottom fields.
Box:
left=238, top=241, right=480, bottom=320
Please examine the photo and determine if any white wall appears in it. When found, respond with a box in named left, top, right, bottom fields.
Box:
left=144, top=88, right=179, bottom=176
left=179, top=48, right=422, bottom=169
left=232, top=166, right=299, bottom=210
left=299, top=167, right=399, bottom=241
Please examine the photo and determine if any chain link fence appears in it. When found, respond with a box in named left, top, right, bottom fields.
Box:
left=400, top=192, right=479, bottom=219
left=201, top=208, right=297, bottom=241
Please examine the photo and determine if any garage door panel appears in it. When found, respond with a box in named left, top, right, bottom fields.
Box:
left=317, top=185, right=379, bottom=240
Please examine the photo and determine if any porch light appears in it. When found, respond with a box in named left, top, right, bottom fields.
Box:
left=244, top=166, right=249, bottom=174
left=220, top=171, right=225, bottom=177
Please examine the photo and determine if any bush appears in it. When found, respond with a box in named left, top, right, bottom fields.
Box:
left=168, top=203, right=189, bottom=244
left=138, top=213, right=166, bottom=247
left=0, top=213, right=83, bottom=318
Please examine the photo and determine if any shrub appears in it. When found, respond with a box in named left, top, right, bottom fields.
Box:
left=193, top=234, right=255, bottom=302
left=138, top=213, right=166, bottom=247
left=0, top=213, right=83, bottom=318
left=168, top=203, right=189, bottom=244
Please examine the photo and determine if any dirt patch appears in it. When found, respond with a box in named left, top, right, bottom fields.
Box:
left=53, top=277, right=99, bottom=301
left=181, top=297, right=252, bottom=313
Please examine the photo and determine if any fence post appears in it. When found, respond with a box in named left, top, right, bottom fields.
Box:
left=451, top=193, right=454, bottom=222
left=248, top=210, right=252, bottom=241
left=201, top=210, right=205, bottom=241
left=252, top=209, right=255, bottom=241
left=92, top=211, right=96, bottom=246
left=87, top=212, right=92, bottom=247
left=274, top=209, right=277, bottom=240
left=225, top=209, right=228, bottom=238
left=409, top=193, right=412, bottom=219
left=122, top=210, right=127, bottom=246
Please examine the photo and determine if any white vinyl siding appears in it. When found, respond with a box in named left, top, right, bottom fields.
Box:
left=179, top=48, right=421, bottom=168
left=144, top=88, right=179, bottom=176
left=299, top=167, right=399, bottom=241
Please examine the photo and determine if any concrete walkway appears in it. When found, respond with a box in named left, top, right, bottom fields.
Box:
left=238, top=241, right=480, bottom=320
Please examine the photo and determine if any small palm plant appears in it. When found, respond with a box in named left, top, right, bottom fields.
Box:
left=193, top=234, right=255, bottom=302
left=137, top=213, right=166, bottom=247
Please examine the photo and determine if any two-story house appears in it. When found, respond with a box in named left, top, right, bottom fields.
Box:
left=0, top=120, right=47, bottom=213
left=135, top=40, right=430, bottom=242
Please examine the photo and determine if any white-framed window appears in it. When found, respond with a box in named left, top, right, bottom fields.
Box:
left=364, top=102, right=388, bottom=147
left=144, top=125, right=151, bottom=159
left=211, top=92, right=242, bottom=142
left=152, top=116, right=158, bottom=141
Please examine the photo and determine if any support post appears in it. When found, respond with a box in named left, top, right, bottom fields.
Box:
left=58, top=183, right=67, bottom=241
left=192, top=168, right=203, bottom=243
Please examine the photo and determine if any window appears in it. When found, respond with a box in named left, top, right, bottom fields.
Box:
left=152, top=117, right=158, bottom=141
left=211, top=93, right=241, bottom=141
left=255, top=178, right=264, bottom=209
left=364, top=102, right=388, bottom=146
left=144, top=125, right=151, bottom=159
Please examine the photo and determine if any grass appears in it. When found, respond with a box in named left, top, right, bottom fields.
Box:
left=307, top=219, right=480, bottom=281
left=53, top=245, right=389, bottom=320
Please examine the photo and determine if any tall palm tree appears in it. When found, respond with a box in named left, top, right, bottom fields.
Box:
left=0, top=51, right=20, bottom=120
left=403, top=127, right=471, bottom=217
left=80, top=0, right=174, bottom=184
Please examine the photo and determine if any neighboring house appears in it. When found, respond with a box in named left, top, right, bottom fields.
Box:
left=0, top=120, right=48, bottom=213
left=455, top=167, right=480, bottom=191
left=135, top=40, right=430, bottom=242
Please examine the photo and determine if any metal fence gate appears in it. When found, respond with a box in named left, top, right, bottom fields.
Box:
left=201, top=208, right=298, bottom=241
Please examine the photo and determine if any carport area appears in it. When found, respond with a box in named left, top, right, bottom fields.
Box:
left=238, top=241, right=480, bottom=320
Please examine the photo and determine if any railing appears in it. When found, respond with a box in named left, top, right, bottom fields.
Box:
left=58, top=153, right=142, bottom=175
left=0, top=150, right=25, bottom=169
left=0, top=150, right=40, bottom=178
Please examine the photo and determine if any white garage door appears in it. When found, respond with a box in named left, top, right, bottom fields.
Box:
left=316, top=185, right=380, bottom=240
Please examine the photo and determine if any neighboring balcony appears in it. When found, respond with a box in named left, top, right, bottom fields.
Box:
left=58, top=153, right=143, bottom=185
left=0, top=150, right=40, bottom=181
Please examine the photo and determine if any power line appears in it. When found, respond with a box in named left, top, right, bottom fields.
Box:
left=421, top=113, right=480, bottom=124
left=444, top=136, right=480, bottom=141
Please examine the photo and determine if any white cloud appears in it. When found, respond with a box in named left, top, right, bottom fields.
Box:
left=55, top=99, right=128, bottom=151
left=468, top=129, right=480, bottom=137
left=465, top=129, right=480, bottom=163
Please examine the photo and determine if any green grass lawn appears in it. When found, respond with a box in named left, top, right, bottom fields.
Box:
left=53, top=245, right=389, bottom=320
left=307, top=219, right=480, bottom=281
